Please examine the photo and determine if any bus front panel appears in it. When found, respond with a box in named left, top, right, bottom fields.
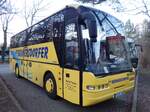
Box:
left=82, top=71, right=135, bottom=106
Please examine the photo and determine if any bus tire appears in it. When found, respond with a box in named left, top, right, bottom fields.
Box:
left=44, top=73, right=58, bottom=99
left=15, top=65, right=20, bottom=78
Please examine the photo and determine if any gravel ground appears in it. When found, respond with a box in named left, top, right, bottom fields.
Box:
left=0, top=64, right=134, bottom=112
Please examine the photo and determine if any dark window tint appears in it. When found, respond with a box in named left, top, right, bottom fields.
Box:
left=15, top=35, right=21, bottom=47
left=27, top=13, right=64, bottom=45
left=65, top=23, right=79, bottom=69
left=10, top=31, right=27, bottom=48
left=10, top=10, right=65, bottom=47
left=52, top=13, right=64, bottom=38
left=51, top=13, right=64, bottom=66
left=18, top=31, right=26, bottom=46
left=10, top=36, right=15, bottom=48
left=27, top=21, right=47, bottom=45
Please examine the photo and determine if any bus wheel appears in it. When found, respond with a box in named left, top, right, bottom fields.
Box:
left=15, top=65, right=20, bottom=78
left=44, top=73, right=57, bottom=99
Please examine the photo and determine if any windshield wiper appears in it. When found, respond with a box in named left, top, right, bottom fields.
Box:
left=92, top=11, right=104, bottom=31
left=102, top=13, right=119, bottom=34
left=93, top=10, right=120, bottom=35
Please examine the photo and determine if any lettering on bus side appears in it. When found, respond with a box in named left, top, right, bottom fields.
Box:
left=15, top=47, right=48, bottom=59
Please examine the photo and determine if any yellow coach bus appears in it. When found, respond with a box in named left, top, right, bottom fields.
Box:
left=9, top=5, right=136, bottom=106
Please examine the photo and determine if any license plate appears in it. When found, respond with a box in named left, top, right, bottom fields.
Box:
left=112, top=77, right=128, bottom=84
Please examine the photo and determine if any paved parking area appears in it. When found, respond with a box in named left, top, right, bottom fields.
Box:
left=0, top=64, right=134, bottom=112
left=0, top=76, right=21, bottom=112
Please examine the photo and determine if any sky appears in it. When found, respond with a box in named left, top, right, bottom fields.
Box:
left=0, top=0, right=149, bottom=46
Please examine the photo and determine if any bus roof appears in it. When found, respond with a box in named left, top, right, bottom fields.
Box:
left=11, top=4, right=122, bottom=39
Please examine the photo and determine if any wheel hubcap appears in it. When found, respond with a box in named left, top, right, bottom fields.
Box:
left=45, top=79, right=54, bottom=93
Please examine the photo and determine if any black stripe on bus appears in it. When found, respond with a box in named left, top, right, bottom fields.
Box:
left=77, top=21, right=83, bottom=106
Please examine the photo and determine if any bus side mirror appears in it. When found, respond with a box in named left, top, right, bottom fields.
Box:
left=131, top=57, right=138, bottom=68
left=79, top=12, right=97, bottom=42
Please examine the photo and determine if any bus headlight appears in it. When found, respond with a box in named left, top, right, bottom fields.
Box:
left=86, top=85, right=95, bottom=90
left=86, top=84, right=109, bottom=91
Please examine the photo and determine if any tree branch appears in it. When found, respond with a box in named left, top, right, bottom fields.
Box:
left=23, top=0, right=51, bottom=27
left=142, top=0, right=150, bottom=18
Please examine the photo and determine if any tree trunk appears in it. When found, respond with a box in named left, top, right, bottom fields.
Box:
left=2, top=29, right=7, bottom=62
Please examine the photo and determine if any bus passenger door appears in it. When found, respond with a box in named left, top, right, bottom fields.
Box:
left=27, top=61, right=33, bottom=81
left=23, top=60, right=28, bottom=79
left=18, top=60, right=24, bottom=77
left=23, top=59, right=32, bottom=80
left=22, top=47, right=28, bottom=79
left=63, top=21, right=80, bottom=105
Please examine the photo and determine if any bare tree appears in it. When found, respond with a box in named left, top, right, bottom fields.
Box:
left=0, top=0, right=6, bottom=7
left=0, top=0, right=16, bottom=62
left=0, top=0, right=7, bottom=15
left=75, top=0, right=106, bottom=4
left=75, top=0, right=150, bottom=18
left=106, top=0, right=150, bottom=19
left=1, top=14, right=14, bottom=47
left=75, top=0, right=125, bottom=12
left=136, top=0, right=150, bottom=19
left=23, top=0, right=50, bottom=27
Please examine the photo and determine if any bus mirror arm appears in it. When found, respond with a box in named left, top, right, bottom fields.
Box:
left=79, top=12, right=97, bottom=42
left=135, top=44, right=143, bottom=52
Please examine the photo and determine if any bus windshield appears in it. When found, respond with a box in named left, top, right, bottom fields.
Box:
left=82, top=9, right=132, bottom=76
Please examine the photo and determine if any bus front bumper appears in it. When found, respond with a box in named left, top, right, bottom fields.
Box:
left=82, top=83, right=134, bottom=106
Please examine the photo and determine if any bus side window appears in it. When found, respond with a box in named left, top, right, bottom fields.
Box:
left=18, top=31, right=26, bottom=47
left=10, top=37, right=15, bottom=48
left=27, top=23, right=45, bottom=45
left=65, top=23, right=79, bottom=69
left=15, top=35, right=21, bottom=47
